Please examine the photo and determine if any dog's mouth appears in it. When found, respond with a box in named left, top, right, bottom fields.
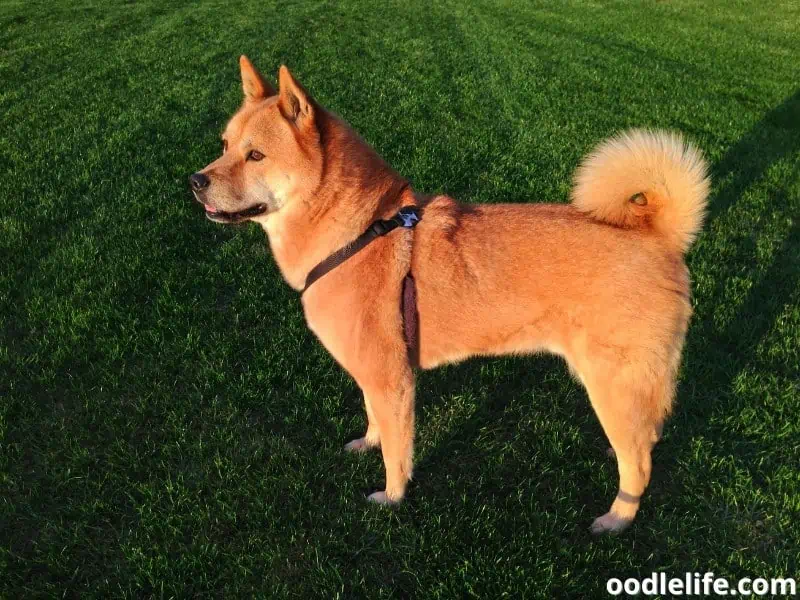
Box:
left=204, top=203, right=268, bottom=223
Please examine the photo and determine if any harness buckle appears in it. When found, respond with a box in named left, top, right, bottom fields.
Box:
left=397, top=207, right=421, bottom=228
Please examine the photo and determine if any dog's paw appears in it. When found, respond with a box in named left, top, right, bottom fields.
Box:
left=606, top=447, right=616, bottom=459
left=589, top=511, right=633, bottom=535
left=367, top=491, right=399, bottom=505
left=344, top=437, right=377, bottom=453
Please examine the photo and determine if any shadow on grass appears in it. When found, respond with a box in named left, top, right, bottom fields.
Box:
left=678, top=88, right=800, bottom=410
left=670, top=92, right=800, bottom=450
left=705, top=89, right=800, bottom=224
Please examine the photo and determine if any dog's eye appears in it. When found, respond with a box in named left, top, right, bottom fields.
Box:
left=222, top=139, right=228, bottom=153
left=247, top=150, right=265, bottom=162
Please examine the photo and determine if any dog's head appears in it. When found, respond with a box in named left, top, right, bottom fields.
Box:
left=190, top=56, right=324, bottom=224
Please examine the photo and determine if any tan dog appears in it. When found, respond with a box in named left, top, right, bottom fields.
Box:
left=190, top=56, right=710, bottom=534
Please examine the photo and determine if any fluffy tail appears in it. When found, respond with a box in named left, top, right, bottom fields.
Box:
left=571, top=129, right=710, bottom=254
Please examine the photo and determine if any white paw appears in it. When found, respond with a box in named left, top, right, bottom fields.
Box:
left=606, top=447, right=617, bottom=459
left=590, top=511, right=632, bottom=535
left=344, top=438, right=370, bottom=453
left=367, top=491, right=398, bottom=505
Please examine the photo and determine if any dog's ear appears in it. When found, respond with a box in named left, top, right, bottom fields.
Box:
left=239, top=55, right=276, bottom=101
left=277, top=66, right=315, bottom=128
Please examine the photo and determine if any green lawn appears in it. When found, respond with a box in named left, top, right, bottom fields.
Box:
left=2, top=0, right=799, bottom=597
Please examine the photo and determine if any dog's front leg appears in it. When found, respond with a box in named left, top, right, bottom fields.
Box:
left=358, top=372, right=415, bottom=504
left=304, top=278, right=415, bottom=503
left=344, top=393, right=381, bottom=452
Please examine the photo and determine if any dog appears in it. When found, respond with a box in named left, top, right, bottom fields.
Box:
left=190, top=56, right=710, bottom=534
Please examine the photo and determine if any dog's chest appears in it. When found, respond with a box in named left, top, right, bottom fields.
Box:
left=301, top=296, right=355, bottom=367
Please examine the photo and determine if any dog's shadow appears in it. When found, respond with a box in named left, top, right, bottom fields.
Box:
left=404, top=89, right=800, bottom=537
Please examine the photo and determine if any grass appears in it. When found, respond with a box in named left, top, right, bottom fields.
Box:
left=1, top=0, right=799, bottom=597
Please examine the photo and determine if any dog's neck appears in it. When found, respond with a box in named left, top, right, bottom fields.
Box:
left=258, top=113, right=410, bottom=291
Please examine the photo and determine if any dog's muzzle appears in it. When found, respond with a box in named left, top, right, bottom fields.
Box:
left=188, top=172, right=268, bottom=223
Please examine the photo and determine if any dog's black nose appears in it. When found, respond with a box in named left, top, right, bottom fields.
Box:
left=189, top=173, right=210, bottom=191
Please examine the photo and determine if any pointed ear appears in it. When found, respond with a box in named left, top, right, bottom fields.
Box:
left=277, top=66, right=315, bottom=127
left=239, top=55, right=276, bottom=101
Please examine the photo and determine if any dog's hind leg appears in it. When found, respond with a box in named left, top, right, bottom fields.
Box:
left=606, top=420, right=663, bottom=460
left=344, top=394, right=381, bottom=452
left=584, top=366, right=668, bottom=534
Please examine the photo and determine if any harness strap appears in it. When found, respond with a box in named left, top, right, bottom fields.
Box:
left=301, top=205, right=421, bottom=293
left=402, top=274, right=419, bottom=367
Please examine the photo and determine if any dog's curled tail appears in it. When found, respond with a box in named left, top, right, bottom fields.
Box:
left=571, top=129, right=710, bottom=254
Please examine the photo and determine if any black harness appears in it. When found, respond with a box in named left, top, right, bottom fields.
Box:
left=301, top=205, right=422, bottom=366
